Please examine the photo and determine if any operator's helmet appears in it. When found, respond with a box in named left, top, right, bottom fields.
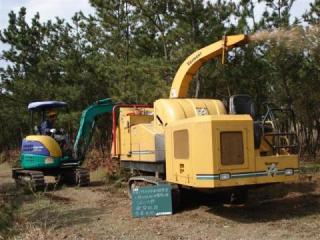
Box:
left=46, top=109, right=58, bottom=118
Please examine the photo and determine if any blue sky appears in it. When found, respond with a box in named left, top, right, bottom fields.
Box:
left=0, top=0, right=95, bottom=30
left=0, top=0, right=95, bottom=67
left=0, top=0, right=314, bottom=30
left=0, top=0, right=314, bottom=67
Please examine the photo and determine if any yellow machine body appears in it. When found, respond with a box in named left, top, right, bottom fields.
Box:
left=117, top=107, right=158, bottom=163
left=164, top=113, right=298, bottom=188
left=26, top=135, right=62, bottom=157
left=116, top=99, right=298, bottom=188
left=115, top=34, right=299, bottom=190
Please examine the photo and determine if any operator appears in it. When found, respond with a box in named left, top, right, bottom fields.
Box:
left=40, top=110, right=57, bottom=135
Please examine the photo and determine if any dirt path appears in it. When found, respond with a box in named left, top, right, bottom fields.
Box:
left=1, top=163, right=320, bottom=240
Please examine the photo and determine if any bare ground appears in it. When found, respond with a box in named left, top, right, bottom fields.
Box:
left=1, top=163, right=320, bottom=240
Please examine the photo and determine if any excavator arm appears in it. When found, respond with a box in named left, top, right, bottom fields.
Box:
left=73, top=98, right=115, bottom=164
left=170, top=34, right=249, bottom=98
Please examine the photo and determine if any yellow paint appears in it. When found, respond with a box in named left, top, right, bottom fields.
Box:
left=163, top=110, right=298, bottom=188
left=170, top=34, right=248, bottom=98
left=129, top=124, right=165, bottom=162
left=26, top=135, right=62, bottom=157
left=154, top=98, right=226, bottom=126
left=116, top=34, right=299, bottom=191
left=117, top=98, right=299, bottom=188
left=117, top=107, right=157, bottom=162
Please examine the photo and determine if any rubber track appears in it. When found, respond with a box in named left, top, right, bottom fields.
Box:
left=14, top=170, right=45, bottom=191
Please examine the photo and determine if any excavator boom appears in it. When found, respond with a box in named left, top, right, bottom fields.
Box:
left=170, top=34, right=248, bottom=98
left=73, top=98, right=114, bottom=164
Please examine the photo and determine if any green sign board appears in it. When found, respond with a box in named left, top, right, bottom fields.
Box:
left=131, top=184, right=172, bottom=218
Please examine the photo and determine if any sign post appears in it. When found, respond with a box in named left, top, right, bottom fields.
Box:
left=131, top=184, right=173, bottom=218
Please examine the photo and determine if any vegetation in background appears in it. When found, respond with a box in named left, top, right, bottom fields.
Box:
left=1, top=0, right=320, bottom=157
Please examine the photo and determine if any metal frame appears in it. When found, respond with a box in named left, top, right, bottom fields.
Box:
left=112, top=104, right=153, bottom=156
left=121, top=160, right=165, bottom=174
left=261, top=105, right=299, bottom=154
left=29, top=105, right=69, bottom=135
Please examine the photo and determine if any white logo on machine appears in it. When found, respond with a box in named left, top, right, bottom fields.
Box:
left=266, top=163, right=278, bottom=177
left=170, top=89, right=177, bottom=98
left=196, top=108, right=208, bottom=116
left=33, top=146, right=44, bottom=152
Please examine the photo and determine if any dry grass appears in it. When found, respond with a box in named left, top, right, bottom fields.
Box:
left=250, top=25, right=320, bottom=52
left=11, top=223, right=50, bottom=240
left=4, top=191, right=64, bottom=240
left=0, top=150, right=19, bottom=166
left=85, top=148, right=118, bottom=173
left=0, top=178, right=61, bottom=240
left=2, top=152, right=320, bottom=239
left=1, top=173, right=320, bottom=240
left=0, top=197, right=15, bottom=238
left=0, top=165, right=18, bottom=239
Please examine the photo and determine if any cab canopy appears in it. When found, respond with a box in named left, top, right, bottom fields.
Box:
left=28, top=101, right=68, bottom=111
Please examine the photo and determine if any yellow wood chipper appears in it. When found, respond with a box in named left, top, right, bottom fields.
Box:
left=112, top=34, right=299, bottom=206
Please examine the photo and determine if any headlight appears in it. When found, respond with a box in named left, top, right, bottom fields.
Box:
left=284, top=168, right=294, bottom=176
left=220, top=173, right=231, bottom=180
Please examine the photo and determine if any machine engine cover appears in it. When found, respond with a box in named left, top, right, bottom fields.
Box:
left=21, top=139, right=50, bottom=156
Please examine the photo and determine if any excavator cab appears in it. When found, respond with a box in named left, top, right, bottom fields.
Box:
left=28, top=101, right=69, bottom=147
left=20, top=101, right=70, bottom=171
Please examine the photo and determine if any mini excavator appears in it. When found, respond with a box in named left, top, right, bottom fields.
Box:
left=12, top=99, right=114, bottom=190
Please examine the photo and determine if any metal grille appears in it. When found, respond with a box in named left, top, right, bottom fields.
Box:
left=220, top=132, right=244, bottom=165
